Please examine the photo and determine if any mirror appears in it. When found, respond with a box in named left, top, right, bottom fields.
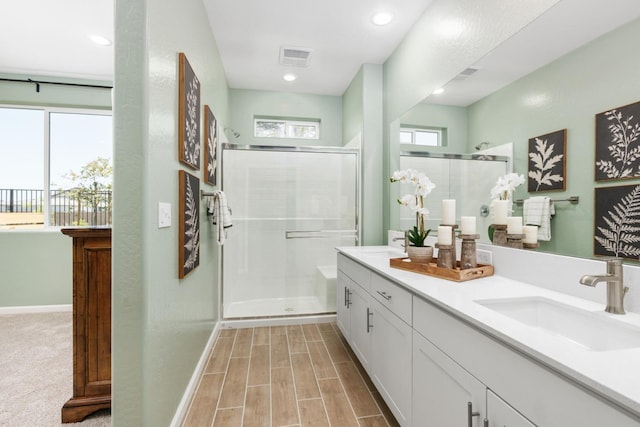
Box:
left=389, top=3, right=640, bottom=260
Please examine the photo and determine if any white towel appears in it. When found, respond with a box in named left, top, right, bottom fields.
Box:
left=523, top=196, right=555, bottom=241
left=207, top=190, right=233, bottom=245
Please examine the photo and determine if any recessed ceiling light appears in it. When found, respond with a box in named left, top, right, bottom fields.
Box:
left=432, top=88, right=445, bottom=95
left=372, top=12, right=393, bottom=26
left=89, top=35, right=112, bottom=46
left=283, top=73, right=297, bottom=82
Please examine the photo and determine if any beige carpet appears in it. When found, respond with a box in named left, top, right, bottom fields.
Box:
left=0, top=311, right=111, bottom=426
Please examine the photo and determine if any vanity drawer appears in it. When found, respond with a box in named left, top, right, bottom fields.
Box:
left=338, top=254, right=371, bottom=290
left=371, top=273, right=412, bottom=325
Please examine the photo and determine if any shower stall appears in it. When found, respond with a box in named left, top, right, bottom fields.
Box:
left=398, top=151, right=510, bottom=243
left=221, top=144, right=359, bottom=319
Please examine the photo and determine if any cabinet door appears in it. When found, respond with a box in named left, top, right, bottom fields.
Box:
left=336, top=271, right=351, bottom=339
left=371, top=299, right=412, bottom=426
left=349, top=282, right=372, bottom=370
left=413, top=331, right=486, bottom=427
left=487, top=390, right=536, bottom=427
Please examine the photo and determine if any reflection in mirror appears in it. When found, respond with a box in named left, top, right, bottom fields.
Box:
left=389, top=3, right=640, bottom=260
left=397, top=151, right=509, bottom=244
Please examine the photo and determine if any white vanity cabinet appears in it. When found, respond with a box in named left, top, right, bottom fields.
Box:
left=370, top=297, right=412, bottom=425
left=337, top=254, right=412, bottom=426
left=487, top=390, right=535, bottom=427
left=413, top=330, right=486, bottom=426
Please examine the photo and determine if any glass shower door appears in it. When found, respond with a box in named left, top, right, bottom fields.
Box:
left=222, top=146, right=358, bottom=319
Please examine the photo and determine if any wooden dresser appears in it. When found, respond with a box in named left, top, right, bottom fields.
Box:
left=61, top=228, right=112, bottom=423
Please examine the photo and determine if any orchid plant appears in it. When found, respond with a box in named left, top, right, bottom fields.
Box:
left=490, top=172, right=525, bottom=201
left=391, top=169, right=436, bottom=247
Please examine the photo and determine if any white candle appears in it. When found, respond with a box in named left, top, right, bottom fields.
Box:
left=507, top=216, right=523, bottom=235
left=460, top=216, right=476, bottom=235
left=493, top=200, right=508, bottom=225
left=442, top=199, right=456, bottom=225
left=523, top=225, right=538, bottom=244
left=438, top=226, right=452, bottom=245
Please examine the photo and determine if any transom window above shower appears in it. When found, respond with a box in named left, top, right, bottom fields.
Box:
left=400, top=126, right=443, bottom=146
left=254, top=117, right=320, bottom=140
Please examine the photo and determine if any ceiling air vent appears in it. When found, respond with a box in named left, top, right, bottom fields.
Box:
left=279, top=47, right=312, bottom=67
left=451, top=66, right=479, bottom=81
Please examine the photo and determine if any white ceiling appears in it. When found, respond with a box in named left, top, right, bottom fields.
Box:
left=202, top=0, right=435, bottom=96
left=1, top=0, right=640, bottom=105
left=0, top=0, right=114, bottom=81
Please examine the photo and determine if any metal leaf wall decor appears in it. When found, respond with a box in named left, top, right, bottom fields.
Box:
left=178, top=53, right=201, bottom=170
left=527, top=129, right=566, bottom=192
left=594, top=184, right=640, bottom=259
left=595, top=101, right=640, bottom=181
left=179, top=170, right=200, bottom=278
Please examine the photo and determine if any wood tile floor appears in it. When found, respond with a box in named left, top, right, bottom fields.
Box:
left=182, top=322, right=400, bottom=427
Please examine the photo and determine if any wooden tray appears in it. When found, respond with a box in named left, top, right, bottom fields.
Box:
left=389, top=257, right=494, bottom=282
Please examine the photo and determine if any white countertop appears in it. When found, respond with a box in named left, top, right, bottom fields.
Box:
left=337, top=245, right=640, bottom=418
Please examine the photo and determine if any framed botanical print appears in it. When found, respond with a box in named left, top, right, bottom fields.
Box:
left=204, top=105, right=218, bottom=185
left=594, top=184, right=640, bottom=259
left=527, top=129, right=566, bottom=192
left=178, top=52, right=201, bottom=170
left=595, top=100, right=640, bottom=181
left=179, top=170, right=200, bottom=278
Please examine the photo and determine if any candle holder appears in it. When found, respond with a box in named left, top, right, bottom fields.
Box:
left=491, top=224, right=507, bottom=246
left=523, top=242, right=539, bottom=249
left=440, top=224, right=458, bottom=263
left=460, top=234, right=479, bottom=269
left=435, top=243, right=455, bottom=269
left=507, top=233, right=524, bottom=249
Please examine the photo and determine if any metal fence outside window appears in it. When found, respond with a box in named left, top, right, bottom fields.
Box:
left=0, top=188, right=113, bottom=227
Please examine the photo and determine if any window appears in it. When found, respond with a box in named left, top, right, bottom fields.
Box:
left=400, top=127, right=442, bottom=147
left=0, top=106, right=112, bottom=229
left=255, top=117, right=320, bottom=140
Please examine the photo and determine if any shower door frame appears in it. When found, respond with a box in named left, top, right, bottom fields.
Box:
left=220, top=143, right=361, bottom=320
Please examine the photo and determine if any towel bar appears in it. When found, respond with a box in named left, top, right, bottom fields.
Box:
left=514, top=196, right=579, bottom=206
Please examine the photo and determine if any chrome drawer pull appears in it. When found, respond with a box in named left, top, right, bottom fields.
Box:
left=377, top=290, right=392, bottom=300
left=366, top=308, right=373, bottom=333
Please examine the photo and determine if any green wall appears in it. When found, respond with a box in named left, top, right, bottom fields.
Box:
left=342, top=67, right=364, bottom=145
left=229, top=88, right=343, bottom=146
left=399, top=103, right=468, bottom=153
left=114, top=0, right=229, bottom=424
left=0, top=74, right=111, bottom=308
left=467, top=17, right=640, bottom=258
left=0, top=231, right=71, bottom=307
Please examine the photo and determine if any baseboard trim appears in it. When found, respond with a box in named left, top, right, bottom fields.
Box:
left=0, top=304, right=72, bottom=314
left=220, top=314, right=336, bottom=329
left=170, top=321, right=221, bottom=427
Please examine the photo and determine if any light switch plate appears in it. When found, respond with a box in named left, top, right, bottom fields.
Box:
left=476, top=249, right=492, bottom=265
left=158, top=202, right=171, bottom=228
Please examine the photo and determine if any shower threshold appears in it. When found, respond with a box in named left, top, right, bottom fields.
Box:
left=224, top=296, right=332, bottom=319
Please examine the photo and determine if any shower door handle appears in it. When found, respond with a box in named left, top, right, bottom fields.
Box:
left=285, top=230, right=358, bottom=239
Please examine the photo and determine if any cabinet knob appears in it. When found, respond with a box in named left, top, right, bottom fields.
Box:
left=467, top=402, right=480, bottom=427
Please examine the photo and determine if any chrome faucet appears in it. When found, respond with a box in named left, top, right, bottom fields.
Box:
left=579, top=258, right=629, bottom=314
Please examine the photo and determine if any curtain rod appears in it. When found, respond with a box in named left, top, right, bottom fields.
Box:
left=0, top=77, right=113, bottom=93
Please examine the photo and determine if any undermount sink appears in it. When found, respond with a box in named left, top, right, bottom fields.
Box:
left=358, top=247, right=406, bottom=258
left=475, top=296, right=640, bottom=352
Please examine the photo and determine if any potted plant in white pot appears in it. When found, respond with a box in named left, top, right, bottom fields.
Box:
left=391, top=169, right=436, bottom=263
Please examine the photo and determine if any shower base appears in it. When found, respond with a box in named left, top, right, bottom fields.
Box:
left=224, top=296, right=329, bottom=319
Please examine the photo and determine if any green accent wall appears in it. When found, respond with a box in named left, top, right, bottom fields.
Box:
left=0, top=74, right=111, bottom=308
left=229, top=88, right=343, bottom=146
left=0, top=231, right=72, bottom=306
left=399, top=103, right=468, bottom=153
left=114, top=0, right=229, bottom=424
left=467, top=17, right=640, bottom=259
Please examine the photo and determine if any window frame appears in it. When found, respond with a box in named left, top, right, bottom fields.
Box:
left=400, top=126, right=443, bottom=147
left=0, top=104, right=112, bottom=229
left=254, top=117, right=321, bottom=140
